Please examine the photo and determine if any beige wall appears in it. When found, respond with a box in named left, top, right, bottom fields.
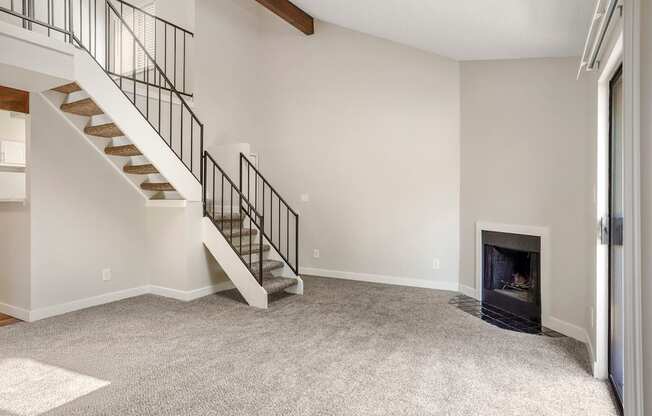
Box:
left=193, top=0, right=262, bottom=148
left=29, top=94, right=148, bottom=310
left=252, top=18, right=461, bottom=287
left=460, top=58, right=596, bottom=332
left=640, top=0, right=652, bottom=411
left=0, top=203, right=30, bottom=311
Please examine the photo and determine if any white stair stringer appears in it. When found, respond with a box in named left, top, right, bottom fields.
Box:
left=40, top=90, right=151, bottom=200
left=72, top=48, right=201, bottom=201
left=202, top=217, right=268, bottom=309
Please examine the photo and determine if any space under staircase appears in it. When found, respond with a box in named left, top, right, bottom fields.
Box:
left=0, top=0, right=301, bottom=307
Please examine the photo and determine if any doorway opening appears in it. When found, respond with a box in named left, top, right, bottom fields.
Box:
left=607, top=64, right=624, bottom=410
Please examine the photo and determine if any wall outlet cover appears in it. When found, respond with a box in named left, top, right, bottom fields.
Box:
left=432, top=259, right=441, bottom=270
left=301, top=194, right=310, bottom=202
left=313, top=249, right=320, bottom=258
left=102, top=268, right=112, bottom=281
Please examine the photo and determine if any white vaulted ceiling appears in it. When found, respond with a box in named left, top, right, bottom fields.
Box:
left=290, top=0, right=596, bottom=61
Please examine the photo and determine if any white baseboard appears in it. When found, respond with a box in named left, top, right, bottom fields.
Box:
left=24, top=282, right=236, bottom=322
left=545, top=316, right=590, bottom=344
left=0, top=302, right=30, bottom=321
left=29, top=286, right=150, bottom=322
left=459, top=284, right=479, bottom=299
left=148, top=281, right=235, bottom=302
left=300, top=267, right=459, bottom=292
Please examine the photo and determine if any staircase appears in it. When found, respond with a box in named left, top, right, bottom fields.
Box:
left=0, top=0, right=302, bottom=307
left=52, top=82, right=180, bottom=200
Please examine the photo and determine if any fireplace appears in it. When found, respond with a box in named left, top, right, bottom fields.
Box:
left=482, top=231, right=541, bottom=323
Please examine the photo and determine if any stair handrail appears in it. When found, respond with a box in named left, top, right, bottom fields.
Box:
left=240, top=153, right=299, bottom=275
left=85, top=0, right=203, bottom=182
left=111, top=0, right=194, bottom=37
left=0, top=2, right=276, bottom=287
left=204, top=151, right=265, bottom=284
left=109, top=0, right=194, bottom=96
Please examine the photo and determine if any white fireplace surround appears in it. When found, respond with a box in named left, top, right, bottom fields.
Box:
left=474, top=221, right=552, bottom=329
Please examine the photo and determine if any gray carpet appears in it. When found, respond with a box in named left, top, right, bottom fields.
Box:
left=0, top=276, right=617, bottom=416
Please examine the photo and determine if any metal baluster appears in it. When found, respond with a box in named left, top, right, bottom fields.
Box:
left=146, top=54, right=150, bottom=119
left=94, top=0, right=96, bottom=56
left=202, top=152, right=207, bottom=216
left=105, top=2, right=108, bottom=71
left=158, top=68, right=161, bottom=133
left=119, top=3, right=123, bottom=89
left=295, top=217, right=299, bottom=274
left=183, top=33, right=186, bottom=94
left=230, top=187, right=233, bottom=248
left=262, top=182, right=266, bottom=242
left=132, top=7, right=136, bottom=104
left=173, top=27, right=177, bottom=87
left=164, top=24, right=167, bottom=78
left=259, top=216, right=264, bottom=284
left=287, top=208, right=289, bottom=259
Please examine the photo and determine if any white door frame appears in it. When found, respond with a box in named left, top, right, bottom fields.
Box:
left=622, top=1, right=644, bottom=414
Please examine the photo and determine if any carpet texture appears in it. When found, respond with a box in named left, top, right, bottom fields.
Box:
left=0, top=276, right=617, bottom=416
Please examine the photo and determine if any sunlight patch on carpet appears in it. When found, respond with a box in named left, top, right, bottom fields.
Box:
left=0, top=358, right=109, bottom=416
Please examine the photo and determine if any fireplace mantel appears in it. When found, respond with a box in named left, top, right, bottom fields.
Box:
left=475, top=221, right=551, bottom=328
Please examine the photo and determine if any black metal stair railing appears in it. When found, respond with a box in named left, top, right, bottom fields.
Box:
left=0, top=2, right=301, bottom=288
left=102, top=0, right=202, bottom=180
left=111, top=0, right=194, bottom=97
left=204, top=151, right=265, bottom=283
left=0, top=0, right=204, bottom=182
left=240, top=153, right=299, bottom=275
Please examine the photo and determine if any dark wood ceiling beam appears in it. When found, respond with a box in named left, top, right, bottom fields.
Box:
left=255, top=0, right=314, bottom=35
left=0, top=86, right=29, bottom=114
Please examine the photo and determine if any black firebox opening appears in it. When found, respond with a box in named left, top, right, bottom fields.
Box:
left=482, top=231, right=541, bottom=323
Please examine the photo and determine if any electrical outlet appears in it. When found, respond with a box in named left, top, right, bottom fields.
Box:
left=301, top=194, right=310, bottom=202
left=313, top=249, right=320, bottom=259
left=432, top=258, right=441, bottom=270
left=102, top=268, right=112, bottom=281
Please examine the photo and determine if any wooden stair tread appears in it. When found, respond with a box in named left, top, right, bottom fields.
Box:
left=105, top=144, right=142, bottom=157
left=61, top=98, right=103, bottom=116
left=52, top=82, right=81, bottom=94
left=141, top=182, right=175, bottom=192
left=262, top=276, right=298, bottom=295
left=0, top=313, right=19, bottom=327
left=124, top=164, right=158, bottom=175
left=85, top=122, right=123, bottom=138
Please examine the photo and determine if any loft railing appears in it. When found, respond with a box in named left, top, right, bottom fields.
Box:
left=111, top=0, right=193, bottom=97
left=240, top=153, right=299, bottom=275
left=204, top=151, right=265, bottom=283
left=103, top=0, right=202, bottom=180
left=0, top=0, right=204, bottom=181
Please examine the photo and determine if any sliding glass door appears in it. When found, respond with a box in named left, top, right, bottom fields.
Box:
left=608, top=65, right=624, bottom=408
